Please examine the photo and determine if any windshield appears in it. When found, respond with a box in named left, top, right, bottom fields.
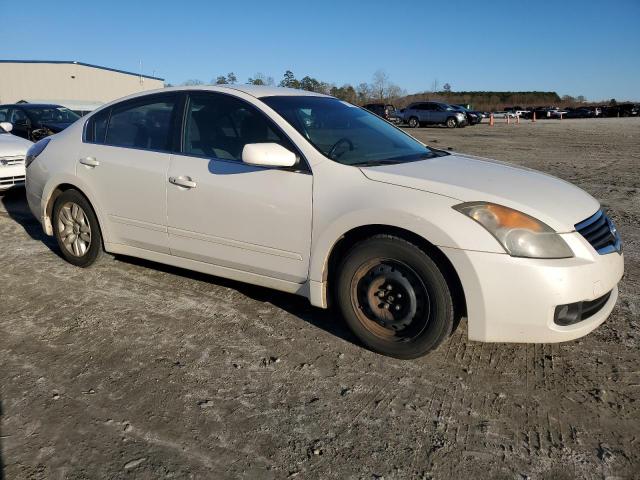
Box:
left=23, top=106, right=80, bottom=123
left=262, top=96, right=440, bottom=166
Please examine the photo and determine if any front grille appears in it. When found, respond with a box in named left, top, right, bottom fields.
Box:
left=575, top=210, right=621, bottom=255
left=0, top=155, right=26, bottom=166
left=0, top=175, right=25, bottom=186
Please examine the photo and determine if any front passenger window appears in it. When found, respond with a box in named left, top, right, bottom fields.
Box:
left=184, top=93, right=291, bottom=161
left=105, top=96, right=176, bottom=151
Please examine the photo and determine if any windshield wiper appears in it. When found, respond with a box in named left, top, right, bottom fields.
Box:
left=354, top=153, right=438, bottom=167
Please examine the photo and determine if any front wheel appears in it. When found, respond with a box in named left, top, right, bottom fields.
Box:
left=335, top=235, right=455, bottom=359
left=446, top=117, right=458, bottom=128
left=52, top=189, right=104, bottom=267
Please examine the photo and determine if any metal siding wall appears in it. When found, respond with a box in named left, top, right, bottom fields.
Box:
left=0, top=63, right=164, bottom=104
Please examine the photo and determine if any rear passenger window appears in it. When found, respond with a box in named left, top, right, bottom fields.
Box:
left=105, top=96, right=176, bottom=151
left=183, top=93, right=291, bottom=161
left=85, top=108, right=110, bottom=144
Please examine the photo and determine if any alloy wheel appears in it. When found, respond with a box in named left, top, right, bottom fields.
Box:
left=57, top=201, right=92, bottom=257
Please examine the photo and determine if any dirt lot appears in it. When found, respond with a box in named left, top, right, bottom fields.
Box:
left=1, top=118, right=639, bottom=479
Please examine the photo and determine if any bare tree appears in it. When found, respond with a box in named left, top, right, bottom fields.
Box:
left=248, top=73, right=274, bottom=86
left=371, top=70, right=390, bottom=100
left=182, top=79, right=205, bottom=86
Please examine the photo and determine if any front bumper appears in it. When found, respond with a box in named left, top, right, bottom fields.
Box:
left=442, top=232, right=624, bottom=343
left=0, top=164, right=26, bottom=190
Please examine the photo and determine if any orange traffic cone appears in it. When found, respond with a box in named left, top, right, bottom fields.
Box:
left=507, top=114, right=510, bottom=125
left=532, top=111, right=536, bottom=123
left=489, top=113, right=494, bottom=127
left=560, top=112, right=563, bottom=120
left=516, top=114, right=520, bottom=125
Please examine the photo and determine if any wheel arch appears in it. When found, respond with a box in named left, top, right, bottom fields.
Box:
left=43, top=181, right=107, bottom=240
left=320, top=224, right=467, bottom=325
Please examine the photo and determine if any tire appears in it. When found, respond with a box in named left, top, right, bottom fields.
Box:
left=446, top=117, right=458, bottom=128
left=408, top=117, right=420, bottom=128
left=335, top=235, right=455, bottom=359
left=52, top=189, right=104, bottom=267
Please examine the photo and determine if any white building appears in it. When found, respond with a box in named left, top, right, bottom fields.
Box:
left=0, top=60, right=165, bottom=112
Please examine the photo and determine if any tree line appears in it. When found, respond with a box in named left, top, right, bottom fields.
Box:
left=168, top=71, right=619, bottom=111
left=169, top=69, right=406, bottom=105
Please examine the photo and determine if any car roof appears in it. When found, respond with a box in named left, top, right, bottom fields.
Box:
left=0, top=103, right=65, bottom=108
left=165, top=84, right=331, bottom=99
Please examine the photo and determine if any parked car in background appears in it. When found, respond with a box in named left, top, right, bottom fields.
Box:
left=398, top=102, right=467, bottom=128
left=603, top=103, right=639, bottom=117
left=363, top=103, right=399, bottom=123
left=491, top=111, right=517, bottom=119
left=564, top=108, right=595, bottom=119
left=25, top=85, right=623, bottom=359
left=0, top=104, right=81, bottom=142
left=0, top=121, right=32, bottom=191
left=527, top=107, right=554, bottom=119
left=450, top=105, right=483, bottom=125
left=548, top=109, right=569, bottom=119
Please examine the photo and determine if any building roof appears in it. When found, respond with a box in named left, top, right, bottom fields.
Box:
left=0, top=60, right=164, bottom=81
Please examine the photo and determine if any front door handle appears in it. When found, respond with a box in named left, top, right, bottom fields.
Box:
left=169, top=176, right=197, bottom=189
left=79, top=156, right=100, bottom=168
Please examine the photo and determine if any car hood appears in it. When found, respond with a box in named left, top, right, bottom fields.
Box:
left=359, top=153, right=599, bottom=232
left=0, top=133, right=33, bottom=156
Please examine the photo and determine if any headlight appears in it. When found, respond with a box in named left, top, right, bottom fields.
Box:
left=456, top=113, right=465, bottom=119
left=25, top=137, right=51, bottom=168
left=453, top=202, right=573, bottom=259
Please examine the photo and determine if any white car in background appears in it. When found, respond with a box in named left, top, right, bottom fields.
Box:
left=492, top=111, right=518, bottom=119
left=24, top=86, right=624, bottom=359
left=0, top=122, right=32, bottom=191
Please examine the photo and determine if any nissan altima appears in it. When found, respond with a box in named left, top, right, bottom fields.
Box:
left=25, top=85, right=624, bottom=359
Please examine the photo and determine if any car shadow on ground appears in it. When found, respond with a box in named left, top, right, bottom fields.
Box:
left=0, top=189, right=58, bottom=255
left=118, top=255, right=359, bottom=347
left=0, top=190, right=359, bottom=350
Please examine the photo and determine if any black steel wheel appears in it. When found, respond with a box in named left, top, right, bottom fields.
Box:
left=335, top=235, right=455, bottom=359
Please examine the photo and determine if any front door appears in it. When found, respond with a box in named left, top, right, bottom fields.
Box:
left=167, top=92, right=312, bottom=283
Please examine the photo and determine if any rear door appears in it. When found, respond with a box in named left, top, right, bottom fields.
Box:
left=77, top=93, right=179, bottom=253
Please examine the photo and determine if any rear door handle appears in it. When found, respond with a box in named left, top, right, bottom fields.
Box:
left=169, top=176, right=197, bottom=189
left=79, top=156, right=99, bottom=167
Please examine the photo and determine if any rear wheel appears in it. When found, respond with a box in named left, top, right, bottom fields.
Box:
left=446, top=117, right=458, bottom=128
left=408, top=117, right=420, bottom=128
left=52, top=189, right=104, bottom=267
left=335, top=235, right=455, bottom=359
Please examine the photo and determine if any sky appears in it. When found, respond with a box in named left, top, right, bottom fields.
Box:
left=1, top=0, right=638, bottom=101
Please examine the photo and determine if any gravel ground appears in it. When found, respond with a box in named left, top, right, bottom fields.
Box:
left=1, top=118, right=638, bottom=479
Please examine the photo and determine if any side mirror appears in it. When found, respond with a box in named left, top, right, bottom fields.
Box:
left=0, top=122, right=12, bottom=133
left=242, top=143, right=297, bottom=168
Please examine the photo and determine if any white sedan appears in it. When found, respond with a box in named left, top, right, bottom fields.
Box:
left=491, top=111, right=518, bottom=119
left=24, top=86, right=623, bottom=359
left=0, top=122, right=32, bottom=191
